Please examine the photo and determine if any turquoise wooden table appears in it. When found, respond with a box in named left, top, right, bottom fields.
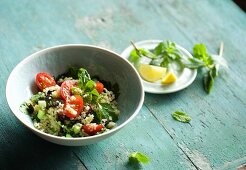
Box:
left=1, top=1, right=246, bottom=169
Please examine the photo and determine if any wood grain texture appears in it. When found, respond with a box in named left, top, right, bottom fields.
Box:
left=0, top=0, right=245, bottom=169
left=73, top=106, right=196, bottom=170
left=143, top=0, right=246, bottom=169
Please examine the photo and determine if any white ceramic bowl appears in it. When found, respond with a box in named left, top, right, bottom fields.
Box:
left=6, top=44, right=144, bottom=146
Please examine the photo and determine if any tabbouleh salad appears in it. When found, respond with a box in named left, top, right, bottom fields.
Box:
left=20, top=67, right=120, bottom=137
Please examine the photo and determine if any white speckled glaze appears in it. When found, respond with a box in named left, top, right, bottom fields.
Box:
left=6, top=44, right=144, bottom=146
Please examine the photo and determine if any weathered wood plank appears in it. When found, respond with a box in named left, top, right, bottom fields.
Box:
left=142, top=0, right=246, bottom=169
left=73, top=105, right=196, bottom=170
left=0, top=0, right=245, bottom=169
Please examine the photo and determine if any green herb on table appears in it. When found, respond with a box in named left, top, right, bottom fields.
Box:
left=190, top=43, right=221, bottom=94
left=129, top=152, right=150, bottom=164
left=172, top=111, right=191, bottom=123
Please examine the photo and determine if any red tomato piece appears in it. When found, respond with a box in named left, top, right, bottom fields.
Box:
left=95, top=81, right=104, bottom=94
left=60, top=80, right=77, bottom=100
left=63, top=95, right=84, bottom=118
left=82, top=124, right=103, bottom=136
left=36, top=72, right=56, bottom=91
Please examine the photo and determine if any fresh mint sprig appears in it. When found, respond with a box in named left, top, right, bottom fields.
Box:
left=128, top=41, right=226, bottom=94
left=130, top=40, right=183, bottom=68
left=191, top=43, right=224, bottom=94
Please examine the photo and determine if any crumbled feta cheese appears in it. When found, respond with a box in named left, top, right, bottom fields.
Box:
left=82, top=114, right=94, bottom=124
left=57, top=77, right=73, bottom=84
left=38, top=100, right=46, bottom=108
left=43, top=85, right=61, bottom=98
left=106, top=122, right=116, bottom=129
left=85, top=105, right=90, bottom=111
left=83, top=94, right=89, bottom=98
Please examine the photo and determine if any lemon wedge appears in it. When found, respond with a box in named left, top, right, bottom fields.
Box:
left=161, top=72, right=177, bottom=84
left=138, top=64, right=167, bottom=82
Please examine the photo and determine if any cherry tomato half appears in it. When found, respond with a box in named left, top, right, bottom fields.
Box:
left=63, top=95, right=84, bottom=118
left=82, top=124, right=104, bottom=136
left=95, top=81, right=104, bottom=94
left=60, top=80, right=77, bottom=100
left=36, top=72, right=56, bottom=91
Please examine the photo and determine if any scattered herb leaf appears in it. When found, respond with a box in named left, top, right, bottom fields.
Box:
left=129, top=152, right=150, bottom=164
left=172, top=111, right=191, bottom=123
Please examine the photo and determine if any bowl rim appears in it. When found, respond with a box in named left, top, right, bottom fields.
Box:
left=6, top=44, right=145, bottom=141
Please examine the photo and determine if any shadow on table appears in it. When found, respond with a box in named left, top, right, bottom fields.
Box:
left=0, top=128, right=84, bottom=170
left=0, top=128, right=142, bottom=170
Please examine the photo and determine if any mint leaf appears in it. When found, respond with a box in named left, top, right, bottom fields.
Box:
left=160, top=55, right=170, bottom=68
left=100, top=103, right=119, bottom=121
left=129, top=49, right=140, bottom=66
left=192, top=43, right=222, bottom=94
left=153, top=42, right=164, bottom=55
left=90, top=89, right=99, bottom=97
left=172, top=111, right=191, bottom=123
left=97, top=103, right=110, bottom=121
left=130, top=41, right=157, bottom=60
left=78, top=68, right=91, bottom=88
left=85, top=80, right=95, bottom=91
left=193, top=44, right=213, bottom=66
left=193, top=44, right=207, bottom=60
left=139, top=48, right=157, bottom=59
left=183, top=57, right=205, bottom=69
left=129, top=152, right=150, bottom=164
left=203, top=66, right=218, bottom=94
left=204, top=70, right=214, bottom=94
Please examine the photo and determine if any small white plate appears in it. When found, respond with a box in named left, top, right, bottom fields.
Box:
left=121, top=40, right=197, bottom=94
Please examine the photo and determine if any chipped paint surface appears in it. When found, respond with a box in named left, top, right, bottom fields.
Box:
left=178, top=143, right=212, bottom=170
left=75, top=9, right=113, bottom=39
left=216, top=157, right=246, bottom=170
left=190, top=150, right=212, bottom=170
